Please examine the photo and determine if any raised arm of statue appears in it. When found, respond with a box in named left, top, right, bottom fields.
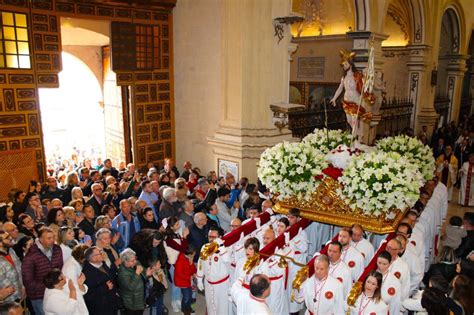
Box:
left=330, top=78, right=344, bottom=107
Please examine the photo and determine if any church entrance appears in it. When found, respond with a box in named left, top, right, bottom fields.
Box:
left=38, top=18, right=129, bottom=173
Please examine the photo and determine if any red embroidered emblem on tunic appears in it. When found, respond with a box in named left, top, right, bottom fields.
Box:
left=337, top=277, right=343, bottom=283
left=348, top=261, right=355, bottom=268
left=370, top=313, right=376, bottom=315
left=214, top=256, right=218, bottom=262
left=394, top=271, right=401, bottom=279
left=325, top=291, right=333, bottom=299
left=388, top=287, right=396, bottom=296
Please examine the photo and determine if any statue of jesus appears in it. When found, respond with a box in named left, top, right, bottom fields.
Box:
left=330, top=50, right=373, bottom=140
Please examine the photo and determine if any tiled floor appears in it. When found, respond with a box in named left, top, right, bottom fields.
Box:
left=159, top=187, right=473, bottom=315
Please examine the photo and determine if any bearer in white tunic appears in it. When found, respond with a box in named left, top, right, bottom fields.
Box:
left=377, top=251, right=402, bottom=315
left=396, top=235, right=423, bottom=294
left=349, top=270, right=388, bottom=315
left=338, top=227, right=365, bottom=282
left=327, top=241, right=352, bottom=298
left=197, top=234, right=231, bottom=315
left=233, top=237, right=262, bottom=290
left=286, top=208, right=309, bottom=314
left=259, top=246, right=293, bottom=315
left=458, top=154, right=474, bottom=206
left=350, top=224, right=375, bottom=267
left=228, top=231, right=246, bottom=284
left=386, top=239, right=411, bottom=301
left=43, top=272, right=88, bottom=315
left=231, top=274, right=272, bottom=315
left=294, top=255, right=345, bottom=315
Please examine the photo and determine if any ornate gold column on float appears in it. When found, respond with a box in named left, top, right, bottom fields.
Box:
left=207, top=0, right=297, bottom=182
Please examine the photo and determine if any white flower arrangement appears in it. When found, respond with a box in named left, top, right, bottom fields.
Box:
left=257, top=141, right=328, bottom=200
left=375, top=135, right=435, bottom=181
left=338, top=151, right=424, bottom=217
left=302, top=128, right=353, bottom=155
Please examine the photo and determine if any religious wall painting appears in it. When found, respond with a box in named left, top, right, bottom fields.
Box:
left=218, top=159, right=239, bottom=180
left=289, top=82, right=305, bottom=105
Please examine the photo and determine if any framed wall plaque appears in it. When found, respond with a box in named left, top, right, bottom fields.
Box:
left=218, top=159, right=239, bottom=180
left=297, top=57, right=325, bottom=79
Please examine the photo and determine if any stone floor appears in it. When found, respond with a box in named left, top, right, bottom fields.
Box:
left=158, top=187, right=473, bottom=315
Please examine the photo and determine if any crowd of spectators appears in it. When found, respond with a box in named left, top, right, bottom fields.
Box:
left=0, top=157, right=270, bottom=314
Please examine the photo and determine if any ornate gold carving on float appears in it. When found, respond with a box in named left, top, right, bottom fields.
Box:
left=273, top=177, right=406, bottom=234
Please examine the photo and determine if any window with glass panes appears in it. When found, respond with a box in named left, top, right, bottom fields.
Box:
left=0, top=12, right=30, bottom=69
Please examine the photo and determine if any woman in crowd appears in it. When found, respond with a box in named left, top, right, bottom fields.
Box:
left=12, top=236, right=33, bottom=261
left=101, top=204, right=117, bottom=221
left=94, top=215, right=123, bottom=250
left=164, top=216, right=189, bottom=312
left=47, top=208, right=67, bottom=237
left=17, top=213, right=38, bottom=239
left=12, top=190, right=27, bottom=218
left=420, top=287, right=450, bottom=315
left=42, top=268, right=88, bottom=315
left=131, top=229, right=166, bottom=268
left=69, top=199, right=84, bottom=214
left=141, top=207, right=160, bottom=230
left=450, top=275, right=474, bottom=315
left=376, top=250, right=402, bottom=315
left=71, top=187, right=86, bottom=205
left=0, top=204, right=14, bottom=223
left=63, top=206, right=78, bottom=227
left=117, top=248, right=153, bottom=315
left=62, top=245, right=90, bottom=315
left=95, top=228, right=120, bottom=275
left=350, top=270, right=388, bottom=314
left=58, top=227, right=78, bottom=262
left=73, top=227, right=92, bottom=246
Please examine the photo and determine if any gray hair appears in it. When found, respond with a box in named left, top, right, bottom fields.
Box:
left=162, top=187, right=176, bottom=201
left=314, top=254, right=330, bottom=267
left=95, top=227, right=112, bottom=240
left=194, top=212, right=206, bottom=224
left=120, top=248, right=136, bottom=263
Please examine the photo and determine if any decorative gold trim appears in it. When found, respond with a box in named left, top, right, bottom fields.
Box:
left=273, top=177, right=406, bottom=234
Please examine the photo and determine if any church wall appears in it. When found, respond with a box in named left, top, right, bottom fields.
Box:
left=173, top=0, right=222, bottom=175
left=381, top=47, right=410, bottom=99
left=290, top=35, right=353, bottom=84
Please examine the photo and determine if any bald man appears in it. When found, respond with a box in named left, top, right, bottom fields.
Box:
left=350, top=224, right=374, bottom=267
left=231, top=274, right=271, bottom=315
left=230, top=218, right=242, bottom=231
left=262, top=229, right=275, bottom=247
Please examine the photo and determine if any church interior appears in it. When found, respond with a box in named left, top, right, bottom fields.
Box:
left=0, top=0, right=473, bottom=314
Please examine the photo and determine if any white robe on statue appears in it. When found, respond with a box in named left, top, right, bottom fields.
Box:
left=459, top=161, right=474, bottom=206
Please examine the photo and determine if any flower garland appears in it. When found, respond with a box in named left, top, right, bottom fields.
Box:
left=302, top=128, right=352, bottom=155
left=375, top=135, right=435, bottom=181
left=257, top=141, right=328, bottom=200
left=338, top=151, right=424, bottom=217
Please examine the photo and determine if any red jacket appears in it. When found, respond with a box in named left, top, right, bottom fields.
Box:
left=174, top=253, right=196, bottom=288
left=21, top=243, right=63, bottom=299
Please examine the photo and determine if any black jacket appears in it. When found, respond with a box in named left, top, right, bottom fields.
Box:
left=83, top=262, right=121, bottom=315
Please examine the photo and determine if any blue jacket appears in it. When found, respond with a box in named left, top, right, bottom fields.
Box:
left=111, top=212, right=141, bottom=252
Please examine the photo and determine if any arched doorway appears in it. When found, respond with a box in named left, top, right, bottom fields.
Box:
left=435, top=8, right=463, bottom=125
left=39, top=52, right=105, bottom=170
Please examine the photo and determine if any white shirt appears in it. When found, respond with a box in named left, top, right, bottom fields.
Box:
left=43, top=284, right=88, bottom=315
left=231, top=283, right=272, bottom=315
left=341, top=245, right=365, bottom=282
left=350, top=238, right=375, bottom=267
left=329, top=259, right=352, bottom=297
left=60, top=244, right=72, bottom=263
left=295, top=275, right=345, bottom=315
left=350, top=292, right=389, bottom=315
left=61, top=257, right=89, bottom=315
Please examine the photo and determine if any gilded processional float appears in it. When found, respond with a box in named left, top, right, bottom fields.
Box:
left=257, top=49, right=435, bottom=304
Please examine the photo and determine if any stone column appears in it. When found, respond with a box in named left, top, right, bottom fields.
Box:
left=346, top=31, right=388, bottom=144
left=207, top=0, right=295, bottom=183
left=406, top=44, right=438, bottom=136
left=445, top=54, right=468, bottom=124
